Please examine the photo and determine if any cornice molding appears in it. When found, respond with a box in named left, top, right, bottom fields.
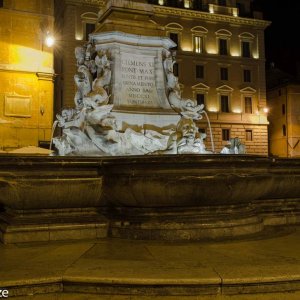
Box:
left=65, top=0, right=105, bottom=7
left=36, top=72, right=56, bottom=82
left=153, top=6, right=271, bottom=29
left=0, top=64, right=54, bottom=75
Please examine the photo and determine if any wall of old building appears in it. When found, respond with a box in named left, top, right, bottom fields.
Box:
left=54, top=0, right=103, bottom=109
left=268, top=84, right=300, bottom=157
left=55, top=0, right=269, bottom=155
left=0, top=0, right=54, bottom=150
left=150, top=3, right=269, bottom=154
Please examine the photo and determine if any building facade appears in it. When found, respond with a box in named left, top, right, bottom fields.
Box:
left=267, top=68, right=300, bottom=157
left=54, top=0, right=104, bottom=115
left=55, top=0, right=270, bottom=154
left=0, top=0, right=55, bottom=150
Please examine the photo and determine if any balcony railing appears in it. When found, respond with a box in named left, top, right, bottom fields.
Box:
left=149, top=1, right=256, bottom=18
left=208, top=4, right=238, bottom=17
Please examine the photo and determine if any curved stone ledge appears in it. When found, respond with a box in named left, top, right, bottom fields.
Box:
left=107, top=204, right=264, bottom=240
left=0, top=154, right=300, bottom=243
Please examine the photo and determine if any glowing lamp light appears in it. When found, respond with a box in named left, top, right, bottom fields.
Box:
left=45, top=35, right=55, bottom=47
left=206, top=46, right=217, bottom=54
left=233, top=108, right=241, bottom=113
left=263, top=107, right=269, bottom=113
left=231, top=50, right=239, bottom=57
left=182, top=46, right=192, bottom=52
left=208, top=107, right=218, bottom=112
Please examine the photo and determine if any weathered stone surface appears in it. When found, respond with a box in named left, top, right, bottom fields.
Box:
left=0, top=155, right=299, bottom=243
left=1, top=229, right=300, bottom=298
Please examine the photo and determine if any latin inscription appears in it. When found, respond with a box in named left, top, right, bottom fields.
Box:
left=120, top=53, right=159, bottom=107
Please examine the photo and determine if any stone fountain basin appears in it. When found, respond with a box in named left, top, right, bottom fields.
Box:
left=1, top=155, right=300, bottom=210
left=101, top=155, right=271, bottom=207
left=0, top=156, right=102, bottom=210
left=101, top=155, right=300, bottom=207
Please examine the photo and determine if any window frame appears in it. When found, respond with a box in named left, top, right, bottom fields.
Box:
left=222, top=129, right=230, bottom=141
left=196, top=93, right=205, bottom=106
left=219, top=38, right=228, bottom=55
left=194, top=35, right=203, bottom=53
left=243, top=69, right=251, bottom=82
left=196, top=65, right=204, bottom=79
left=220, top=67, right=228, bottom=81
left=220, top=95, right=230, bottom=113
left=85, top=23, right=96, bottom=41
left=244, top=96, right=253, bottom=114
left=245, top=129, right=253, bottom=141
left=241, top=41, right=251, bottom=58
left=184, top=0, right=192, bottom=8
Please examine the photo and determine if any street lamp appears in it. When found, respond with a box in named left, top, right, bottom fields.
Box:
left=45, top=33, right=55, bottom=47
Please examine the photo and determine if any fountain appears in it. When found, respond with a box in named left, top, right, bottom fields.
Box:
left=0, top=0, right=299, bottom=244
left=52, top=32, right=214, bottom=156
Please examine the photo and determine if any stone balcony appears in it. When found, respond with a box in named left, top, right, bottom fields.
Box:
left=208, top=4, right=238, bottom=17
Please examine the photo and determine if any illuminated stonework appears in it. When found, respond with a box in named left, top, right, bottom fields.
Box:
left=55, top=0, right=270, bottom=155
left=0, top=0, right=54, bottom=150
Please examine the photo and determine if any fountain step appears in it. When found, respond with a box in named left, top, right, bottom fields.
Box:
left=107, top=205, right=264, bottom=240
left=1, top=226, right=300, bottom=298
left=0, top=208, right=108, bottom=244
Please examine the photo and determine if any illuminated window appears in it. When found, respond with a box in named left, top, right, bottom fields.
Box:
left=242, top=41, right=251, bottom=57
left=245, top=130, right=253, bottom=141
left=220, top=67, right=228, bottom=80
left=222, top=129, right=230, bottom=141
left=184, top=0, right=192, bottom=8
left=244, top=97, right=252, bottom=113
left=219, top=38, right=228, bottom=55
left=169, top=32, right=179, bottom=50
left=221, top=95, right=229, bottom=112
left=196, top=94, right=205, bottom=106
left=243, top=69, right=251, bottom=82
left=85, top=23, right=95, bottom=41
left=194, top=36, right=203, bottom=53
left=196, top=65, right=204, bottom=79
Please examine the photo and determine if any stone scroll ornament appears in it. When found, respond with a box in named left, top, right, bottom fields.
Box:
left=163, top=50, right=211, bottom=154
left=53, top=42, right=211, bottom=156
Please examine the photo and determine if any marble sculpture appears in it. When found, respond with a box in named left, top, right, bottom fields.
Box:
left=53, top=38, right=243, bottom=156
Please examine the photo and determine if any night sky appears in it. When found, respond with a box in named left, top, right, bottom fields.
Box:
left=254, top=0, right=300, bottom=77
